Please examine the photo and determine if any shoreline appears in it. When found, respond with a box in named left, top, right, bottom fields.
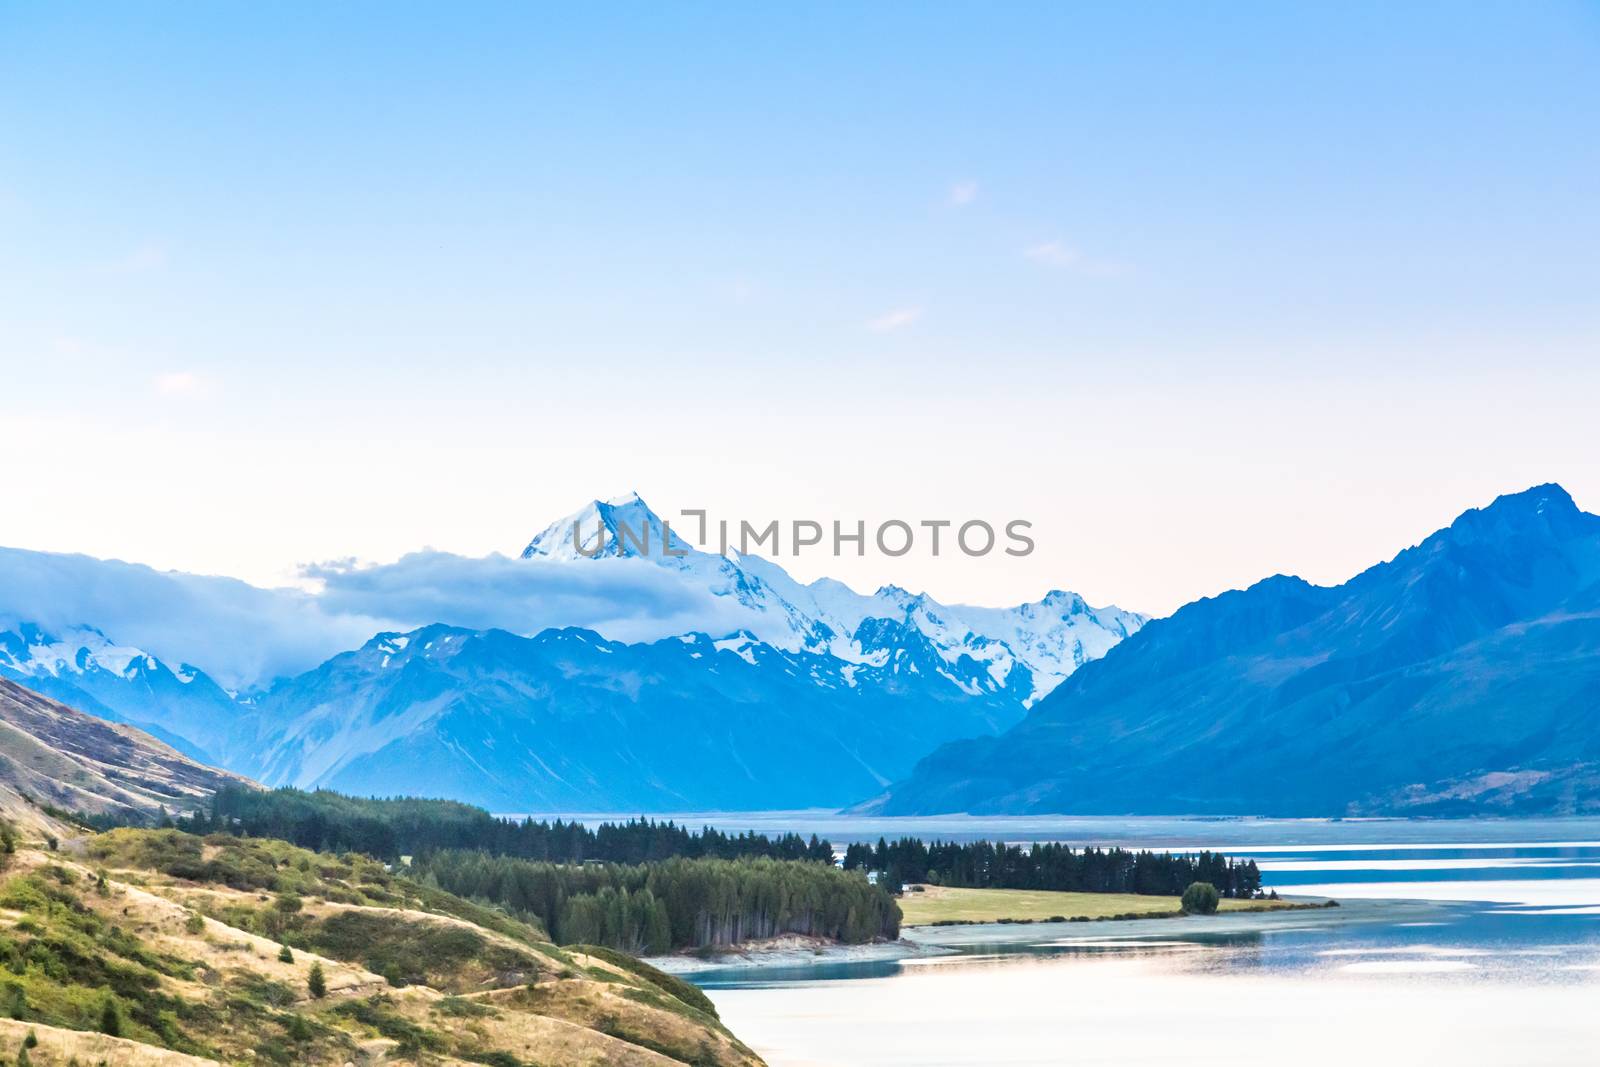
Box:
left=907, top=898, right=1337, bottom=928
left=646, top=895, right=1431, bottom=975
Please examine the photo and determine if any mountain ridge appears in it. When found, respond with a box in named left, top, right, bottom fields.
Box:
left=0, top=677, right=252, bottom=823
left=876, top=483, right=1600, bottom=816
left=1, top=493, right=1143, bottom=810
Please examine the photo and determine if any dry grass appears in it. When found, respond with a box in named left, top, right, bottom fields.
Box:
left=0, top=1018, right=222, bottom=1065
left=0, top=832, right=765, bottom=1067
left=896, top=884, right=1300, bottom=926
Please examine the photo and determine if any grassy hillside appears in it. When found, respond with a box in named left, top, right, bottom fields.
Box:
left=0, top=823, right=762, bottom=1066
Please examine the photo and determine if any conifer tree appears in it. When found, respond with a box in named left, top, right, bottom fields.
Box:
left=308, top=961, right=327, bottom=999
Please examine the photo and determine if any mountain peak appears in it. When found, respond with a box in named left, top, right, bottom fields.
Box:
left=1488, top=482, right=1576, bottom=515
left=1040, top=589, right=1087, bottom=612
left=1444, top=482, right=1589, bottom=547
left=521, top=493, right=692, bottom=562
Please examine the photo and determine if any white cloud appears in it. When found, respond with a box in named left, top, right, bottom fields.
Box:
left=0, top=546, right=380, bottom=690
left=946, top=180, right=979, bottom=207
left=1024, top=241, right=1082, bottom=267
left=1024, top=240, right=1126, bottom=277
left=867, top=307, right=923, bottom=333
left=0, top=544, right=756, bottom=690
left=153, top=371, right=203, bottom=395
left=305, top=551, right=753, bottom=647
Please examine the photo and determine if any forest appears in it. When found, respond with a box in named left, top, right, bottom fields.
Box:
left=843, top=838, right=1263, bottom=898
left=178, top=785, right=835, bottom=864
left=412, top=851, right=901, bottom=954
left=157, top=788, right=1267, bottom=956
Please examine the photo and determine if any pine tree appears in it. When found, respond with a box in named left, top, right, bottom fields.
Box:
left=278, top=945, right=294, bottom=964
left=307, top=961, right=327, bottom=999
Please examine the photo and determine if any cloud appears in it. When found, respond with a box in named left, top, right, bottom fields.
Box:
left=867, top=307, right=923, bottom=333
left=0, top=545, right=758, bottom=690
left=0, top=546, right=381, bottom=690
left=153, top=371, right=203, bottom=396
left=305, top=551, right=754, bottom=647
left=1024, top=241, right=1080, bottom=267
left=1023, top=241, right=1127, bottom=277
left=946, top=180, right=979, bottom=207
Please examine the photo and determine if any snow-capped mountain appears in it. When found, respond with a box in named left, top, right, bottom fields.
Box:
left=0, top=492, right=1147, bottom=810
left=523, top=492, right=1146, bottom=705
left=0, top=623, right=241, bottom=760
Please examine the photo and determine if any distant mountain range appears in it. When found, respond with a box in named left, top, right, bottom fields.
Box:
left=876, top=484, right=1600, bottom=817
left=0, top=494, right=1143, bottom=810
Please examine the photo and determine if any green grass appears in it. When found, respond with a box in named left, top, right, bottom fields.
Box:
left=896, top=885, right=1302, bottom=926
left=293, top=909, right=543, bottom=992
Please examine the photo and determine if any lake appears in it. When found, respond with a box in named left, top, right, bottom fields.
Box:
left=648, top=815, right=1600, bottom=1067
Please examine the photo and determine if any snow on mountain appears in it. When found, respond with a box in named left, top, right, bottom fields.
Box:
left=0, top=494, right=1146, bottom=807
left=230, top=619, right=1037, bottom=811
left=0, top=622, right=242, bottom=759
left=518, top=493, right=1147, bottom=703
left=0, top=623, right=190, bottom=686
left=522, top=492, right=693, bottom=561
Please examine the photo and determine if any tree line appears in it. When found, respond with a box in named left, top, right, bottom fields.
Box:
left=177, top=786, right=834, bottom=865
left=842, top=838, right=1263, bottom=898
left=411, top=852, right=901, bottom=954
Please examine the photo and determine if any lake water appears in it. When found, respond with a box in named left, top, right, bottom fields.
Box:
left=661, top=815, right=1600, bottom=1067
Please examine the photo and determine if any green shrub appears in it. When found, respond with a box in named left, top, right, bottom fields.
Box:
left=1180, top=882, right=1220, bottom=915
left=98, top=995, right=122, bottom=1036
left=298, top=910, right=535, bottom=991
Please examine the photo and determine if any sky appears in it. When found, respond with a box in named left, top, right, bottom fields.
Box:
left=3, top=2, right=1598, bottom=617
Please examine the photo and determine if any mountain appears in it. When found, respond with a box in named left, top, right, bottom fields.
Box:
left=0, top=622, right=242, bottom=761
left=524, top=493, right=1146, bottom=706
left=225, top=619, right=1034, bottom=811
left=0, top=493, right=1143, bottom=810
left=0, top=676, right=251, bottom=822
left=877, top=484, right=1600, bottom=817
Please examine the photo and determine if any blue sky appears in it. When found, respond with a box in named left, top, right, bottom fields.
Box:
left=3, top=2, right=1598, bottom=614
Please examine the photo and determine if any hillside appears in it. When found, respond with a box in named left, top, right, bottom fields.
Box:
left=0, top=678, right=250, bottom=823
left=0, top=822, right=762, bottom=1066
left=879, top=484, right=1600, bottom=816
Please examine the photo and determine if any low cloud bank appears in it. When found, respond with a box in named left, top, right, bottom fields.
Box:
left=0, top=546, right=382, bottom=690
left=0, top=546, right=752, bottom=690
left=306, top=550, right=753, bottom=646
